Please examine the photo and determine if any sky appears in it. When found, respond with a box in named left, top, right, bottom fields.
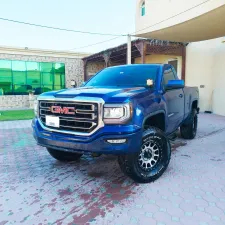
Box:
left=0, top=0, right=136, bottom=54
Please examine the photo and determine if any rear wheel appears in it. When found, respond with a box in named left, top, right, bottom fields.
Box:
left=180, top=109, right=198, bottom=139
left=118, top=127, right=171, bottom=183
left=47, top=148, right=83, bottom=162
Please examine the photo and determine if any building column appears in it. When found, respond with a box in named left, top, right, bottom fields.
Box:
left=135, top=41, right=147, bottom=64
left=83, top=59, right=88, bottom=81
left=103, top=52, right=112, bottom=67
left=127, top=34, right=132, bottom=64
left=181, top=46, right=186, bottom=82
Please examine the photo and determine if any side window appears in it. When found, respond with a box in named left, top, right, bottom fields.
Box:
left=163, top=67, right=176, bottom=87
left=171, top=66, right=177, bottom=78
left=168, top=60, right=178, bottom=74
left=141, top=1, right=145, bottom=16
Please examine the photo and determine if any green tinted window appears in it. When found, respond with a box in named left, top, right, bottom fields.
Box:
left=14, top=84, right=32, bottom=94
left=41, top=72, right=53, bottom=85
left=42, top=85, right=53, bottom=92
left=0, top=70, right=12, bottom=82
left=0, top=60, right=11, bottom=70
left=26, top=62, right=39, bottom=71
left=13, top=71, right=26, bottom=84
left=0, top=70, right=12, bottom=94
left=0, top=59, right=65, bottom=95
left=40, top=62, right=53, bottom=72
left=27, top=71, right=41, bottom=89
left=12, top=61, right=26, bottom=71
left=54, top=73, right=62, bottom=85
left=54, top=63, right=65, bottom=73
left=54, top=73, right=65, bottom=90
left=141, top=1, right=145, bottom=16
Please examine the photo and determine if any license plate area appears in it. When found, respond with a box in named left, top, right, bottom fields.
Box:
left=46, top=116, right=59, bottom=128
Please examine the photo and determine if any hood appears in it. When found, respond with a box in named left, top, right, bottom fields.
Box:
left=42, top=86, right=150, bottom=103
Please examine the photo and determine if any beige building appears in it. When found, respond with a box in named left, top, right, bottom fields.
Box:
left=135, top=0, right=225, bottom=42
left=136, top=0, right=225, bottom=116
left=0, top=46, right=88, bottom=109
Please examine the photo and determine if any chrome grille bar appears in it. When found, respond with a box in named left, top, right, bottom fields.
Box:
left=37, top=96, right=104, bottom=135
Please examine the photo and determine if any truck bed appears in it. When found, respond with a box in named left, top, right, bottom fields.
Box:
left=183, top=86, right=199, bottom=119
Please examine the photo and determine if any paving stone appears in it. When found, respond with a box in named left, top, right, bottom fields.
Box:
left=0, top=114, right=225, bottom=224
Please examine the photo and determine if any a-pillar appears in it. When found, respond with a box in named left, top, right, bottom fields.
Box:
left=135, top=41, right=147, bottom=64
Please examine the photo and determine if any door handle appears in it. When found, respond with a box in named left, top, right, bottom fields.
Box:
left=179, top=94, right=183, bottom=98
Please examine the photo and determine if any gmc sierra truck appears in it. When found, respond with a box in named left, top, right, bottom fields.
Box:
left=32, top=64, right=199, bottom=183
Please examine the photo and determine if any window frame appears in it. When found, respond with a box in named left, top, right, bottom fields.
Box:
left=161, top=65, right=177, bottom=91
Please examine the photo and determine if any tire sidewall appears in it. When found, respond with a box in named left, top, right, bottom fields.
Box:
left=192, top=109, right=198, bottom=137
left=180, top=108, right=198, bottom=139
left=129, top=128, right=171, bottom=182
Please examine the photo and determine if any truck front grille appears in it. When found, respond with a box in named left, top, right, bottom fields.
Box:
left=39, top=101, right=99, bottom=133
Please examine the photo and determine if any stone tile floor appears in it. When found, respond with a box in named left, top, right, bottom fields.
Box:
left=0, top=113, right=225, bottom=225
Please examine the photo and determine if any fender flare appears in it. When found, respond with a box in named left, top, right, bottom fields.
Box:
left=142, top=110, right=166, bottom=130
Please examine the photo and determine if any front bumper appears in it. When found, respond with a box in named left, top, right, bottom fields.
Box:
left=32, top=118, right=142, bottom=155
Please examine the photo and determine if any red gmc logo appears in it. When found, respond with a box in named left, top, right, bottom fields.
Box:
left=50, top=106, right=75, bottom=115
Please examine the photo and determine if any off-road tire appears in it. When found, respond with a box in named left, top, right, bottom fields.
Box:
left=118, top=127, right=171, bottom=183
left=180, top=109, right=198, bottom=140
left=47, top=148, right=83, bottom=162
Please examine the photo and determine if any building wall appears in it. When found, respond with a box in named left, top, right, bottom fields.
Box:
left=210, top=39, right=225, bottom=116
left=0, top=53, right=84, bottom=88
left=86, top=61, right=105, bottom=80
left=186, top=37, right=225, bottom=115
left=135, top=54, right=182, bottom=79
left=0, top=95, right=30, bottom=109
left=135, top=0, right=224, bottom=36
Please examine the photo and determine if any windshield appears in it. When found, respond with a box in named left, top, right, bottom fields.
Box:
left=85, top=65, right=159, bottom=87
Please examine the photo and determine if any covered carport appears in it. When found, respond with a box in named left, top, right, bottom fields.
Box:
left=82, top=39, right=187, bottom=81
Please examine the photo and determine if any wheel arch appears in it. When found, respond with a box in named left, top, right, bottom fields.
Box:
left=143, top=110, right=166, bottom=132
left=192, top=99, right=199, bottom=113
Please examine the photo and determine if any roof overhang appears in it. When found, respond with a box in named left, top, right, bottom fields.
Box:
left=82, top=39, right=186, bottom=63
left=136, top=4, right=225, bottom=42
left=0, top=45, right=90, bottom=59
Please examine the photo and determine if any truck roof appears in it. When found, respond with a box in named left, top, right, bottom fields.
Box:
left=108, top=64, right=166, bottom=69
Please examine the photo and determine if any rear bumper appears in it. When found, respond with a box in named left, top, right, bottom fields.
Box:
left=32, top=118, right=142, bottom=155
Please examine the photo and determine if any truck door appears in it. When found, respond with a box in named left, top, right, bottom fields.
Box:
left=162, top=65, right=185, bottom=134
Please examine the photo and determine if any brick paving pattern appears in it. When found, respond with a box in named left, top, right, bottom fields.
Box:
left=0, top=114, right=225, bottom=225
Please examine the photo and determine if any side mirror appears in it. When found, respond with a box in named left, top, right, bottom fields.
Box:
left=166, top=80, right=184, bottom=90
left=81, top=81, right=87, bottom=87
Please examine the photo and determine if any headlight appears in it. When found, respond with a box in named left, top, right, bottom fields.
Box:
left=104, top=103, right=132, bottom=124
left=34, top=100, right=38, bottom=116
left=104, top=107, right=124, bottom=119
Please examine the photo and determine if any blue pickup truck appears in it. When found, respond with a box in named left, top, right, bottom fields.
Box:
left=32, top=64, right=199, bottom=183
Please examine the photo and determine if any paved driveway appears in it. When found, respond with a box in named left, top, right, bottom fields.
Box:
left=0, top=114, right=225, bottom=225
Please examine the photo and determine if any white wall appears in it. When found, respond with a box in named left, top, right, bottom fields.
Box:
left=211, top=41, right=225, bottom=116
left=186, top=37, right=225, bottom=115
